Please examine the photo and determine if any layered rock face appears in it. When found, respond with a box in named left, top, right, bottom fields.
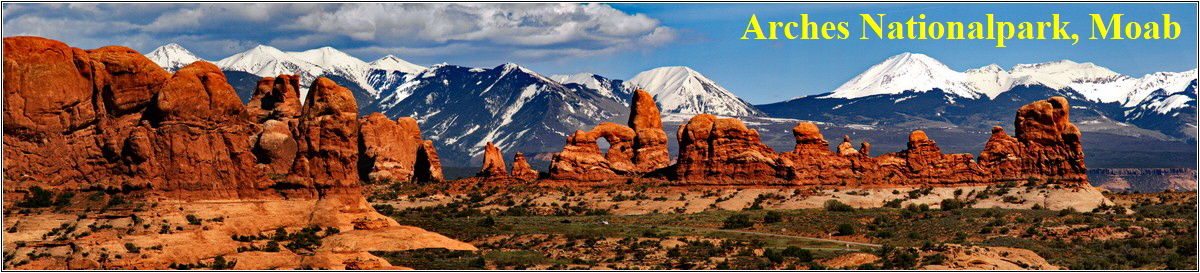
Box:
left=2, top=37, right=445, bottom=198
left=288, top=78, right=361, bottom=190
left=548, top=90, right=671, bottom=180
left=476, top=142, right=509, bottom=178
left=358, top=114, right=440, bottom=183
left=549, top=95, right=1089, bottom=186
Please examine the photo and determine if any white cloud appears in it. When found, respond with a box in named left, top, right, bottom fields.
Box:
left=2, top=3, right=677, bottom=63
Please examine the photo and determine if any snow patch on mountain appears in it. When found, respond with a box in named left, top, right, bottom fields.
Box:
left=146, top=43, right=202, bottom=72
left=622, top=66, right=764, bottom=117
left=551, top=73, right=627, bottom=103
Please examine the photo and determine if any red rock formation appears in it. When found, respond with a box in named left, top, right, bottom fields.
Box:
left=477, top=142, right=508, bottom=178
left=511, top=152, right=538, bottom=181
left=878, top=130, right=980, bottom=185
left=87, top=46, right=171, bottom=116
left=246, top=75, right=302, bottom=122
left=546, top=95, right=1088, bottom=187
left=414, top=140, right=444, bottom=182
left=358, top=114, right=423, bottom=182
left=128, top=61, right=267, bottom=196
left=837, top=135, right=859, bottom=156
left=252, top=119, right=297, bottom=174
left=547, top=91, right=668, bottom=181
left=4, top=36, right=101, bottom=137
left=979, top=97, right=1087, bottom=182
left=289, top=78, right=361, bottom=189
left=675, top=114, right=781, bottom=183
left=628, top=90, right=670, bottom=172
left=547, top=122, right=638, bottom=180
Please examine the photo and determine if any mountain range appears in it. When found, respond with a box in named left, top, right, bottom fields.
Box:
left=146, top=45, right=1197, bottom=169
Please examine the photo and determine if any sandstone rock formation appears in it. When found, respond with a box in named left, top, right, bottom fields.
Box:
left=289, top=78, right=361, bottom=189
left=981, top=97, right=1087, bottom=181
left=628, top=90, right=670, bottom=172
left=357, top=114, right=425, bottom=182
left=676, top=114, right=781, bottom=182
left=548, top=91, right=672, bottom=180
left=3, top=37, right=456, bottom=196
left=477, top=142, right=509, bottom=178
left=252, top=119, right=297, bottom=174
left=837, top=135, right=859, bottom=156
left=246, top=75, right=302, bottom=122
left=548, top=122, right=637, bottom=180
left=549, top=94, right=1089, bottom=186
left=511, top=152, right=539, bottom=181
left=414, top=140, right=444, bottom=182
left=2, top=37, right=473, bottom=269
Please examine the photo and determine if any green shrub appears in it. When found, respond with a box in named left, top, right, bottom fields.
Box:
left=478, top=216, right=496, bottom=227
left=824, top=200, right=854, bottom=212
left=124, top=242, right=140, bottom=253
left=940, top=198, right=967, bottom=210
left=186, top=214, right=202, bottom=225
left=722, top=214, right=754, bottom=229
left=17, top=186, right=55, bottom=208
left=836, top=223, right=856, bottom=236
left=763, top=211, right=783, bottom=224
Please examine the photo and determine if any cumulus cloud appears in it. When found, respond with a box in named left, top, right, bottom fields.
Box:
left=2, top=3, right=677, bottom=64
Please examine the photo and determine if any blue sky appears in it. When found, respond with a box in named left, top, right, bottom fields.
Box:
left=4, top=3, right=1196, bottom=103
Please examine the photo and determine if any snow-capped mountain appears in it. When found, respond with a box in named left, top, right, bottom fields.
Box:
left=287, top=46, right=378, bottom=96
left=759, top=52, right=1199, bottom=140
left=824, top=53, right=980, bottom=99
left=146, top=43, right=202, bottom=72
left=370, top=55, right=427, bottom=75
left=367, top=63, right=628, bottom=165
left=551, top=73, right=630, bottom=104
left=215, top=45, right=325, bottom=100
left=621, top=66, right=765, bottom=117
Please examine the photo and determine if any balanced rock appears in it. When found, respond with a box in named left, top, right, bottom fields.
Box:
left=837, top=135, right=859, bottom=156
left=791, top=122, right=832, bottom=156
left=290, top=78, right=361, bottom=188
left=476, top=142, right=508, bottom=178
left=511, top=152, right=538, bottom=181
left=628, top=90, right=670, bottom=172
left=358, top=114, right=423, bottom=182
